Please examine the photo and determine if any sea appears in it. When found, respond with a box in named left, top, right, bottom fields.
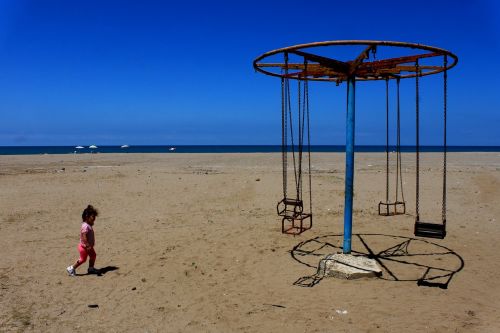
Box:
left=0, top=145, right=499, bottom=155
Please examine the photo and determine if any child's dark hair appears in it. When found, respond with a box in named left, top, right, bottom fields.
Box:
left=82, top=205, right=99, bottom=221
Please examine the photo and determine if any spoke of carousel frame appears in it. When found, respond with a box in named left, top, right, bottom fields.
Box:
left=283, top=70, right=344, bottom=79
left=349, top=44, right=378, bottom=75
left=393, top=65, right=441, bottom=71
left=358, top=52, right=442, bottom=71
left=257, top=63, right=321, bottom=70
left=289, top=50, right=350, bottom=74
left=358, top=66, right=440, bottom=76
left=257, top=62, right=348, bottom=79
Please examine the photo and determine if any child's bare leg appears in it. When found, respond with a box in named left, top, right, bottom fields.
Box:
left=73, top=259, right=83, bottom=269
left=88, top=248, right=96, bottom=268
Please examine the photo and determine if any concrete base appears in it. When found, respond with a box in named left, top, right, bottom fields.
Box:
left=317, top=253, right=382, bottom=280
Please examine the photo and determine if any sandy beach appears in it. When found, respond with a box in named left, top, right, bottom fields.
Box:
left=0, top=152, right=499, bottom=332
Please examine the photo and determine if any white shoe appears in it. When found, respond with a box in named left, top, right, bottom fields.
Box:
left=66, top=266, right=76, bottom=276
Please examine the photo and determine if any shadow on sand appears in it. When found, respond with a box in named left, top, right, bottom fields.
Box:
left=290, top=233, right=464, bottom=289
left=96, top=266, right=119, bottom=276
left=80, top=266, right=119, bottom=277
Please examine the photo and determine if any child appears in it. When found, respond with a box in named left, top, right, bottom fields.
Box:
left=67, top=205, right=99, bottom=276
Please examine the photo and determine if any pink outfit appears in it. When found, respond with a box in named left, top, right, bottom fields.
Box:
left=78, top=243, right=96, bottom=263
left=80, top=222, right=95, bottom=247
left=78, top=222, right=96, bottom=264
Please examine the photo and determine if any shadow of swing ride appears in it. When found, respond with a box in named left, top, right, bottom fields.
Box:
left=253, top=40, right=463, bottom=287
left=290, top=233, right=464, bottom=289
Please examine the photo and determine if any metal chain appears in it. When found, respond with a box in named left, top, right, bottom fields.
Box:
left=298, top=78, right=304, bottom=201
left=415, top=59, right=420, bottom=220
left=294, top=80, right=301, bottom=200
left=442, top=55, right=448, bottom=223
left=305, top=60, right=313, bottom=216
left=281, top=76, right=287, bottom=198
left=282, top=52, right=289, bottom=199
left=396, top=77, right=405, bottom=203
left=287, top=58, right=297, bottom=201
left=385, top=78, right=390, bottom=203
left=299, top=72, right=307, bottom=202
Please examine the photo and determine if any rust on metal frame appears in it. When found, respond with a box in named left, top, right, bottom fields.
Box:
left=253, top=40, right=458, bottom=83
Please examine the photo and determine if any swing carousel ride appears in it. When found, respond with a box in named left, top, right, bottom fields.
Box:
left=253, top=40, right=458, bottom=253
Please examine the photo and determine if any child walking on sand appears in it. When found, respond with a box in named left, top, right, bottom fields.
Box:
left=67, top=205, right=99, bottom=276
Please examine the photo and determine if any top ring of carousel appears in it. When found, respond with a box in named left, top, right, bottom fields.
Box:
left=253, top=40, right=458, bottom=83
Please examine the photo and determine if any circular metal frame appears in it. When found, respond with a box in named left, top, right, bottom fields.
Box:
left=253, top=40, right=458, bottom=82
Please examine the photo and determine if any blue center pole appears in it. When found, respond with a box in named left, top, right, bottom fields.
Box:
left=343, top=77, right=356, bottom=254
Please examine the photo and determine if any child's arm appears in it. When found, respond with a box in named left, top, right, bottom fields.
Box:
left=81, top=232, right=92, bottom=250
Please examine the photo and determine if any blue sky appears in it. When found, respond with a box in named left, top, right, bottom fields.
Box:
left=0, top=0, right=499, bottom=146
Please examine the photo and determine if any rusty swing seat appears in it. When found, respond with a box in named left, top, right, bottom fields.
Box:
left=277, top=197, right=312, bottom=235
left=378, top=201, right=406, bottom=216
left=281, top=212, right=312, bottom=235
left=277, top=197, right=304, bottom=216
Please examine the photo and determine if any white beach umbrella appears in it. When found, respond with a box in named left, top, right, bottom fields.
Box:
left=121, top=144, right=129, bottom=148
left=75, top=146, right=84, bottom=149
left=89, top=145, right=98, bottom=149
